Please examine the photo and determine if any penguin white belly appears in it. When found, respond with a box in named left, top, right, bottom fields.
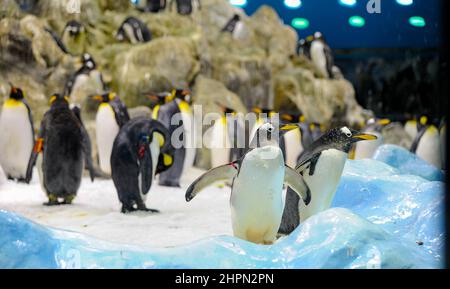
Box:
left=310, top=41, right=329, bottom=78
left=96, top=104, right=120, bottom=175
left=284, top=128, right=303, bottom=167
left=416, top=127, right=441, bottom=169
left=0, top=103, right=33, bottom=179
left=230, top=145, right=285, bottom=244
left=298, top=149, right=347, bottom=223
left=404, top=122, right=418, bottom=140
left=232, top=22, right=245, bottom=40
left=180, top=109, right=196, bottom=171
left=354, top=131, right=383, bottom=159
left=210, top=118, right=231, bottom=167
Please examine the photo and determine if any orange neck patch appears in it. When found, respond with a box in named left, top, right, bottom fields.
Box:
left=34, top=138, right=44, bottom=153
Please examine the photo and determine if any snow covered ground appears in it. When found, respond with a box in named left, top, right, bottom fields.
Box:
left=0, top=168, right=234, bottom=248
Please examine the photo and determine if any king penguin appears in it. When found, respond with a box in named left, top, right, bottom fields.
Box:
left=186, top=123, right=310, bottom=244
left=309, top=32, right=334, bottom=79
left=150, top=89, right=195, bottom=187
left=410, top=116, right=442, bottom=169
left=25, top=94, right=96, bottom=205
left=116, top=16, right=152, bottom=44
left=0, top=84, right=34, bottom=182
left=93, top=92, right=130, bottom=175
left=280, top=113, right=313, bottom=168
left=279, top=127, right=377, bottom=235
left=110, top=117, right=175, bottom=213
left=354, top=118, right=391, bottom=160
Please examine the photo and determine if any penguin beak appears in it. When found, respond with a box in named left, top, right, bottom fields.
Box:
left=279, top=124, right=298, bottom=131
left=351, top=133, right=378, bottom=142
left=377, top=119, right=391, bottom=126
left=92, top=95, right=103, bottom=102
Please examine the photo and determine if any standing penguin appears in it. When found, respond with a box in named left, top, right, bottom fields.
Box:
left=134, top=0, right=167, bottom=13
left=116, top=17, right=152, bottom=44
left=186, top=123, right=310, bottom=244
left=169, top=0, right=201, bottom=15
left=221, top=14, right=245, bottom=40
left=25, top=94, right=95, bottom=205
left=111, top=117, right=174, bottom=213
left=309, top=32, right=334, bottom=79
left=150, top=89, right=195, bottom=187
left=93, top=92, right=130, bottom=175
left=354, top=118, right=391, bottom=160
left=61, top=20, right=86, bottom=55
left=0, top=84, right=34, bottom=182
left=410, top=116, right=442, bottom=169
left=279, top=127, right=377, bottom=235
left=280, top=113, right=313, bottom=168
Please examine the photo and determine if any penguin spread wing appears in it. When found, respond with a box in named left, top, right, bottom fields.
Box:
left=185, top=162, right=240, bottom=202
left=284, top=165, right=311, bottom=205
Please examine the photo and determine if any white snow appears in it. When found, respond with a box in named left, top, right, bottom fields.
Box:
left=0, top=168, right=233, bottom=248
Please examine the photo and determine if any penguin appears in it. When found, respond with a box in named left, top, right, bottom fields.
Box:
left=209, top=105, right=246, bottom=168
left=404, top=116, right=420, bottom=140
left=169, top=0, right=201, bottom=15
left=25, top=94, right=95, bottom=205
left=116, top=16, right=152, bottom=44
left=221, top=14, right=245, bottom=40
left=186, top=123, right=310, bottom=244
left=309, top=32, right=334, bottom=79
left=92, top=92, right=130, bottom=175
left=62, top=20, right=84, bottom=39
left=60, top=20, right=86, bottom=55
left=0, top=84, right=34, bottom=182
left=309, top=122, right=325, bottom=142
left=296, top=38, right=312, bottom=59
left=149, top=89, right=195, bottom=187
left=280, top=113, right=313, bottom=168
left=279, top=127, right=377, bottom=235
left=135, top=0, right=167, bottom=13
left=44, top=27, right=69, bottom=54
left=110, top=117, right=175, bottom=213
left=410, top=116, right=442, bottom=169
left=354, top=118, right=391, bottom=160
left=439, top=118, right=446, bottom=170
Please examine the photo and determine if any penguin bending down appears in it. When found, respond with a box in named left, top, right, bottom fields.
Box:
left=150, top=89, right=195, bottom=187
left=186, top=123, right=311, bottom=245
left=116, top=17, right=151, bottom=44
left=354, top=118, right=390, bottom=160
left=279, top=127, right=377, bottom=235
left=93, top=92, right=130, bottom=175
left=0, top=84, right=34, bottom=182
left=309, top=32, right=334, bottom=79
left=25, top=94, right=96, bottom=205
left=410, top=117, right=442, bottom=169
left=169, top=0, right=201, bottom=15
left=111, top=117, right=175, bottom=213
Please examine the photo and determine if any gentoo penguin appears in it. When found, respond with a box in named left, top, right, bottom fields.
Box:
left=135, top=0, right=167, bottom=13
left=186, top=123, right=310, bottom=244
left=309, top=32, right=334, bottom=79
left=0, top=84, right=34, bottom=182
left=354, top=118, right=391, bottom=160
left=209, top=106, right=246, bottom=168
left=25, top=94, right=95, bottom=205
left=280, top=113, right=313, bottom=168
left=111, top=117, right=174, bottom=213
left=279, top=127, right=377, bottom=235
left=116, top=17, right=152, bottom=44
left=61, top=20, right=86, bottom=55
left=169, top=0, right=201, bottom=15
left=410, top=117, right=442, bottom=169
left=93, top=92, right=130, bottom=175
left=150, top=89, right=195, bottom=187
left=439, top=119, right=446, bottom=170
left=296, top=38, right=311, bottom=58
left=221, top=14, right=245, bottom=40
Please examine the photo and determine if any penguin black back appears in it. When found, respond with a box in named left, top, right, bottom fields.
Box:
left=116, top=17, right=152, bottom=43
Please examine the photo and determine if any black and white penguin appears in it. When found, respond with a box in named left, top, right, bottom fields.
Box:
left=280, top=113, right=313, bottom=168
left=279, top=127, right=377, bottom=235
left=186, top=123, right=310, bottom=244
left=116, top=16, right=152, bottom=44
left=62, top=20, right=84, bottom=38
left=0, top=84, right=34, bottom=182
left=92, top=92, right=130, bottom=175
left=134, top=0, right=167, bottom=13
left=169, top=0, right=201, bottom=15
left=354, top=118, right=391, bottom=160
left=25, top=94, right=95, bottom=205
left=44, top=27, right=69, bottom=54
left=410, top=116, right=442, bottom=169
left=110, top=117, right=174, bottom=213
left=221, top=14, right=245, bottom=40
left=309, top=32, right=334, bottom=79
left=149, top=89, right=195, bottom=187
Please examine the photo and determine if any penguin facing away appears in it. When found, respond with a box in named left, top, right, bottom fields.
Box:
left=410, top=116, right=442, bottom=169
left=110, top=117, right=175, bottom=213
left=279, top=127, right=377, bottom=235
left=25, top=94, right=96, bottom=205
left=116, top=16, right=152, bottom=44
left=0, top=84, right=34, bottom=182
left=92, top=92, right=130, bottom=175
left=186, top=123, right=311, bottom=245
left=354, top=118, right=391, bottom=160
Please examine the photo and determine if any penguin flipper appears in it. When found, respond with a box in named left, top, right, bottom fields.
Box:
left=284, top=165, right=311, bottom=205
left=80, top=125, right=96, bottom=182
left=185, top=162, right=239, bottom=202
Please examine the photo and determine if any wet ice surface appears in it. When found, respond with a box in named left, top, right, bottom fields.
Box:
left=0, top=145, right=445, bottom=268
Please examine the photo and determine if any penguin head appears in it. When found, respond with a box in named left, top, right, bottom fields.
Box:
left=172, top=88, right=192, bottom=104
left=146, top=92, right=174, bottom=106
left=251, top=122, right=298, bottom=147
left=80, top=53, right=96, bottom=70
left=49, top=93, right=70, bottom=107
left=319, top=127, right=378, bottom=153
left=9, top=84, right=24, bottom=100
left=93, top=92, right=116, bottom=103
left=365, top=118, right=391, bottom=132
left=65, top=20, right=84, bottom=37
left=232, top=14, right=241, bottom=21
left=314, top=31, right=324, bottom=41
left=252, top=107, right=277, bottom=119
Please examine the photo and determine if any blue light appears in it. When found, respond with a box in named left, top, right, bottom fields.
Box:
left=396, top=0, right=413, bottom=6
left=229, top=0, right=247, bottom=7
left=284, top=0, right=302, bottom=9
left=130, top=0, right=139, bottom=4
left=339, top=0, right=357, bottom=7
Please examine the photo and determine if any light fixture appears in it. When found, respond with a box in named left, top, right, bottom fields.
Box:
left=291, top=18, right=310, bottom=29
left=349, top=16, right=365, bottom=27
left=339, top=0, right=357, bottom=7
left=409, top=16, right=426, bottom=27
left=284, top=0, right=302, bottom=9
left=229, top=0, right=247, bottom=7
left=396, top=0, right=413, bottom=6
